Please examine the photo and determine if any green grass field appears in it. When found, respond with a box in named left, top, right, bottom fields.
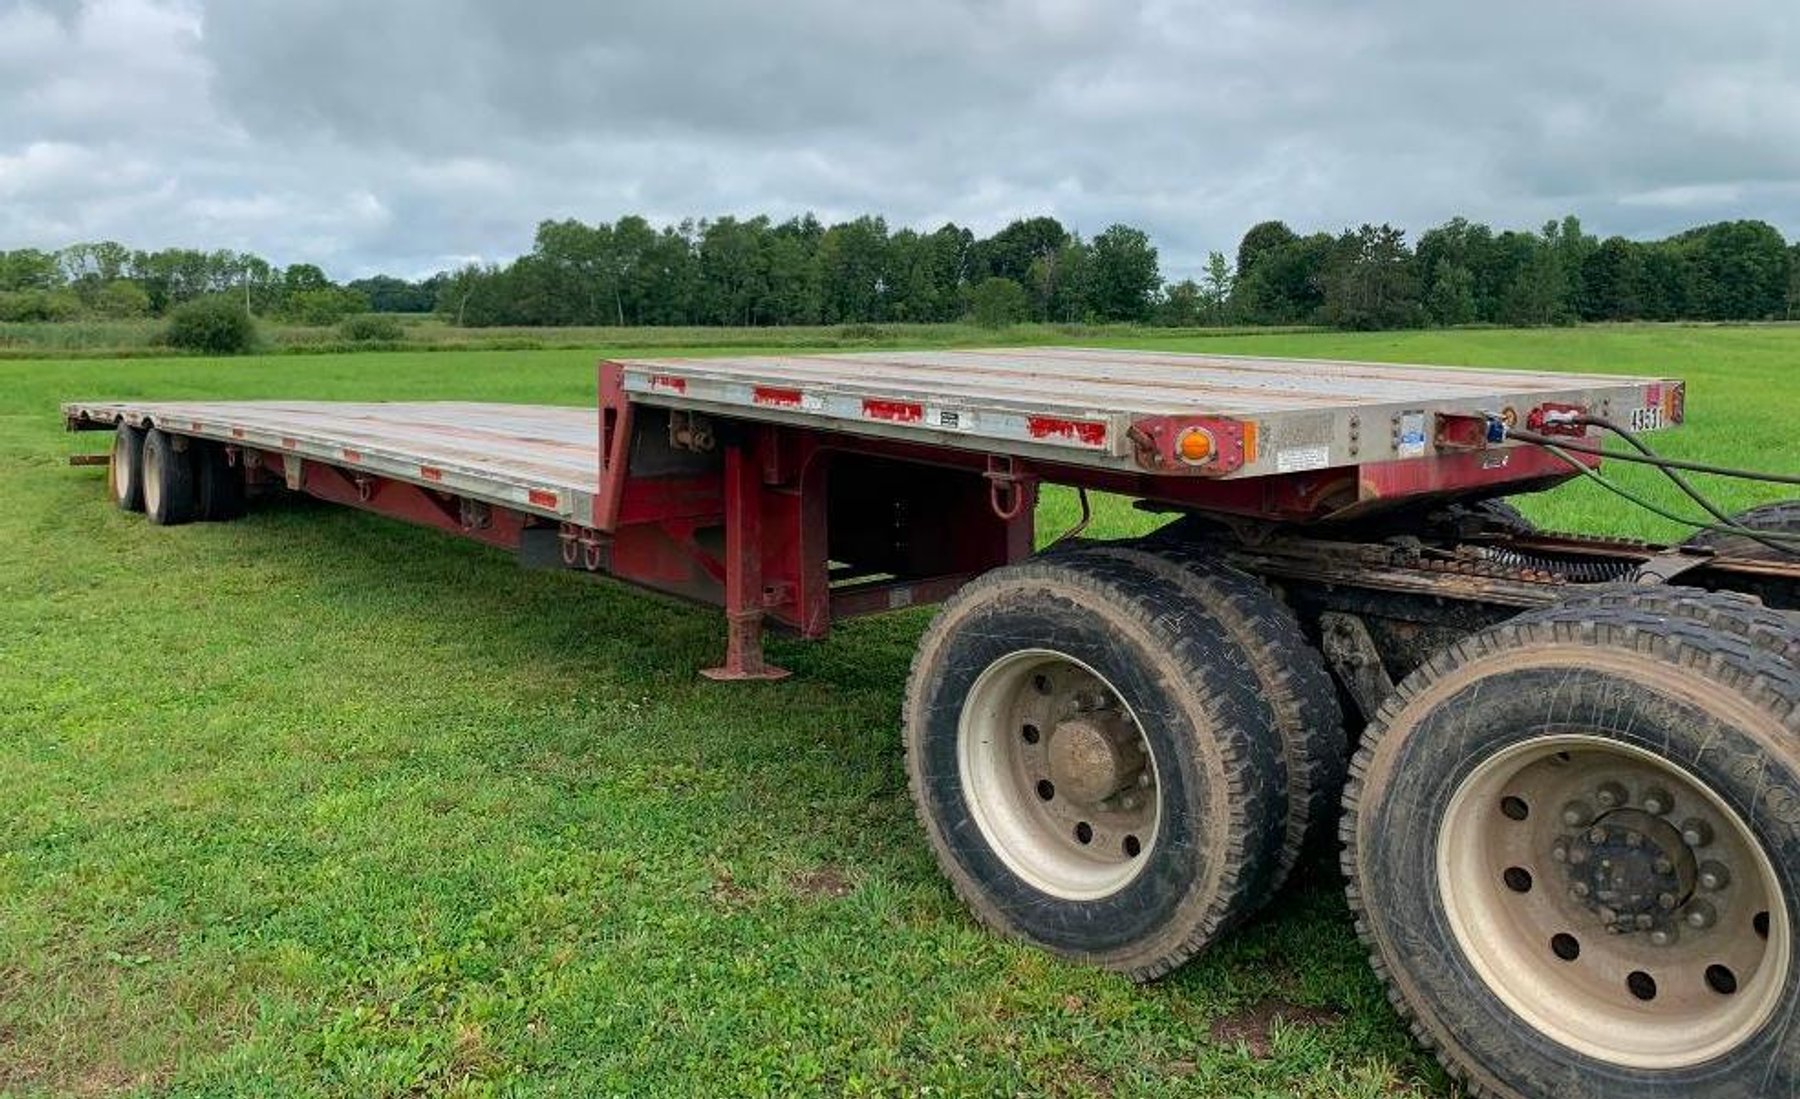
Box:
left=1, top=325, right=1795, bottom=1097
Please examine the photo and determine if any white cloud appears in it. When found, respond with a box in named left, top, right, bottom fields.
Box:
left=0, top=0, right=1797, bottom=280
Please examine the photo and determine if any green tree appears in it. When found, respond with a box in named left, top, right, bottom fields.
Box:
left=1087, top=224, right=1160, bottom=322
left=347, top=275, right=437, bottom=314
left=1578, top=237, right=1645, bottom=321
left=1235, top=221, right=1298, bottom=282
left=975, top=216, right=1069, bottom=287
left=1676, top=220, right=1789, bottom=320
left=1320, top=224, right=1422, bottom=330
left=0, top=249, right=61, bottom=292
left=1788, top=243, right=1800, bottom=320
left=92, top=279, right=151, bottom=318
left=1200, top=252, right=1234, bottom=323
left=285, top=287, right=370, bottom=326
left=815, top=216, right=890, bottom=323
left=1232, top=231, right=1332, bottom=324
left=969, top=276, right=1029, bottom=327
left=1425, top=263, right=1477, bottom=326
left=1157, top=279, right=1205, bottom=326
left=760, top=217, right=823, bottom=325
left=1417, top=218, right=1499, bottom=322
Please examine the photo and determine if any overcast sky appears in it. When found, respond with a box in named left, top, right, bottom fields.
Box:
left=3, top=0, right=1798, bottom=281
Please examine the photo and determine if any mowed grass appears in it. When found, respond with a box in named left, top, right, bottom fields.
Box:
left=0, top=325, right=1795, bottom=1097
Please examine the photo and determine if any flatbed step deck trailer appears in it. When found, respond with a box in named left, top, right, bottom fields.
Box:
left=64, top=348, right=1800, bottom=1099
left=63, top=348, right=1693, bottom=656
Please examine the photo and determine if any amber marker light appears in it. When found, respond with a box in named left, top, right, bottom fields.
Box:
left=1176, top=426, right=1216, bottom=465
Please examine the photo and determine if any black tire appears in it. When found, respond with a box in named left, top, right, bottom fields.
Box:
left=904, top=554, right=1283, bottom=981
left=1551, top=583, right=1797, bottom=665
left=1344, top=599, right=1800, bottom=1098
left=108, top=424, right=145, bottom=513
left=141, top=429, right=197, bottom=526
left=1063, top=539, right=1346, bottom=906
left=194, top=440, right=247, bottom=522
left=1684, top=499, right=1800, bottom=562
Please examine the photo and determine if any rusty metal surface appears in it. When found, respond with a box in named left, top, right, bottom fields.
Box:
left=614, top=347, right=1680, bottom=479
left=61, top=400, right=601, bottom=525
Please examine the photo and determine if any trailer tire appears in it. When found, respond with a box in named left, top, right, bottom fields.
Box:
left=195, top=441, right=247, bottom=522
left=1683, top=499, right=1800, bottom=562
left=109, top=424, right=145, bottom=513
left=1344, top=599, right=1800, bottom=1098
left=904, top=554, right=1283, bottom=981
left=141, top=429, right=197, bottom=526
left=1063, top=540, right=1345, bottom=905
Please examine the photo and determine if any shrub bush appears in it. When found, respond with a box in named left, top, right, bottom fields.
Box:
left=164, top=296, right=258, bottom=355
left=285, top=287, right=370, bottom=326
left=339, top=314, right=405, bottom=342
left=0, top=289, right=83, bottom=322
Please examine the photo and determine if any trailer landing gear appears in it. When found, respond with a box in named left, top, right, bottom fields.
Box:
left=700, top=440, right=790, bottom=682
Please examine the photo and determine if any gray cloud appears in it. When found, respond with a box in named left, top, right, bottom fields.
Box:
left=1, top=0, right=1797, bottom=280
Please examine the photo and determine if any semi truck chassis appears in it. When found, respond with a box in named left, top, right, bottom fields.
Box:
left=64, top=348, right=1800, bottom=1098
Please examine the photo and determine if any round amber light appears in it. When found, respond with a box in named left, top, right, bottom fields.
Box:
left=1177, top=428, right=1215, bottom=464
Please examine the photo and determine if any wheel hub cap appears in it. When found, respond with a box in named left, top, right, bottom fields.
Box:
left=1047, top=716, right=1143, bottom=806
left=1565, top=809, right=1697, bottom=933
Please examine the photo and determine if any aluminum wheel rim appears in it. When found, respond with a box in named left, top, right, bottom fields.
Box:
left=111, top=432, right=133, bottom=501
left=1438, top=733, right=1790, bottom=1069
left=958, top=649, right=1160, bottom=900
left=141, top=438, right=162, bottom=515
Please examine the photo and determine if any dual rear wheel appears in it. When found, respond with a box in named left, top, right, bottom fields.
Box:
left=1345, top=590, right=1799, bottom=1097
left=903, top=549, right=1343, bottom=979
left=907, top=544, right=1798, bottom=1097
left=109, top=426, right=245, bottom=525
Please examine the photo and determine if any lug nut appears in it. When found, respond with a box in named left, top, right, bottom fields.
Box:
left=1685, top=900, right=1718, bottom=930
left=1653, top=857, right=1674, bottom=875
left=1571, top=882, right=1591, bottom=899
left=1699, top=861, right=1731, bottom=891
left=1642, top=786, right=1673, bottom=816
left=1595, top=781, right=1628, bottom=810
left=1624, top=831, right=1644, bottom=849
left=1681, top=818, right=1714, bottom=848
left=1651, top=926, right=1680, bottom=947
left=1562, top=800, right=1594, bottom=827
left=1550, top=842, right=1569, bottom=862
left=1658, top=892, right=1678, bottom=911
left=1589, top=827, right=1609, bottom=845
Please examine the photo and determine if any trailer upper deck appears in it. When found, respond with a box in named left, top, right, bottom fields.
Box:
left=64, top=348, right=1682, bottom=531
left=613, top=347, right=1680, bottom=476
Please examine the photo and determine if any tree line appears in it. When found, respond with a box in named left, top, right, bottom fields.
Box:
left=1221, top=216, right=1800, bottom=330
left=4, top=214, right=1797, bottom=331
left=0, top=243, right=435, bottom=325
left=435, top=215, right=1163, bottom=328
